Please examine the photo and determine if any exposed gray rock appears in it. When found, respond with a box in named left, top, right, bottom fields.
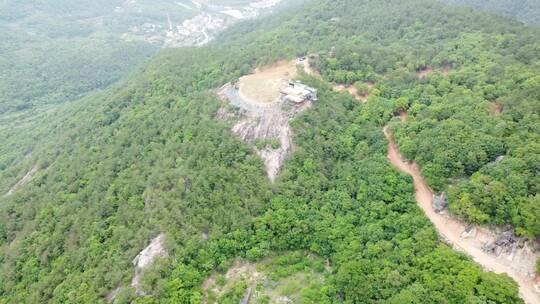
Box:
left=239, top=287, right=251, bottom=304
left=494, top=155, right=505, bottom=164
left=483, top=230, right=520, bottom=257
left=495, top=230, right=516, bottom=247
left=220, top=82, right=311, bottom=182
left=461, top=225, right=477, bottom=239
left=5, top=165, right=39, bottom=197
left=131, top=233, right=168, bottom=296
left=432, top=192, right=448, bottom=213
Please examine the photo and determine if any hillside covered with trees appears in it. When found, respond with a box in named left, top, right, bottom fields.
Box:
left=0, top=0, right=538, bottom=303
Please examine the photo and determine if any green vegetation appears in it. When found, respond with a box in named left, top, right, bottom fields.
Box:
left=0, top=0, right=537, bottom=303
left=254, top=138, right=281, bottom=150
left=205, top=252, right=328, bottom=304
left=0, top=1, right=167, bottom=114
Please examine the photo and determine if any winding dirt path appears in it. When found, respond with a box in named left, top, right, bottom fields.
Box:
left=383, top=126, right=540, bottom=304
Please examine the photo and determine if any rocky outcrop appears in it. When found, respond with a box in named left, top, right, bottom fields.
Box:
left=5, top=165, right=39, bottom=197
left=232, top=107, right=293, bottom=182
left=131, top=233, right=168, bottom=295
left=432, top=192, right=447, bottom=213
left=218, top=81, right=312, bottom=182
left=494, top=155, right=505, bottom=164
left=483, top=230, right=519, bottom=255
left=239, top=287, right=252, bottom=304
left=461, top=225, right=477, bottom=239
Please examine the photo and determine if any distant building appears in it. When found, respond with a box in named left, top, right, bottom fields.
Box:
left=280, top=81, right=317, bottom=104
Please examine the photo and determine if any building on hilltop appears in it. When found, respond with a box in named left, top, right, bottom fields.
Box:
left=280, top=81, right=317, bottom=105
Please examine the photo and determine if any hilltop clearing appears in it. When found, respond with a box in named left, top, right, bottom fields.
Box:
left=218, top=60, right=316, bottom=181
left=237, top=60, right=298, bottom=105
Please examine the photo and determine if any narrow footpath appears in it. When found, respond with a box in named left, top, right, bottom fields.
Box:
left=383, top=126, right=540, bottom=304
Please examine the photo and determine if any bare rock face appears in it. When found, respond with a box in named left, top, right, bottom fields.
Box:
left=131, top=233, right=168, bottom=295
left=461, top=225, right=477, bottom=239
left=219, top=81, right=312, bottom=182
left=5, top=165, right=39, bottom=197
left=232, top=107, right=293, bottom=182
left=482, top=230, right=520, bottom=258
left=239, top=287, right=252, bottom=304
left=432, top=192, right=448, bottom=213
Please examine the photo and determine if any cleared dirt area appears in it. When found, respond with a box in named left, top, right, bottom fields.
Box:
left=333, top=84, right=368, bottom=102
left=202, top=260, right=261, bottom=302
left=441, top=65, right=452, bottom=76
left=301, top=57, right=322, bottom=78
left=383, top=125, right=540, bottom=304
left=417, top=65, right=452, bottom=78
left=489, top=102, right=503, bottom=117
left=238, top=60, right=298, bottom=105
left=416, top=66, right=434, bottom=78
left=398, top=110, right=408, bottom=123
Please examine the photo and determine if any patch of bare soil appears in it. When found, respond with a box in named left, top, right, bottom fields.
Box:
left=5, top=165, right=39, bottom=197
left=441, top=65, right=452, bottom=76
left=416, top=66, right=434, bottom=78
left=202, top=260, right=262, bottom=303
left=489, top=102, right=502, bottom=117
left=202, top=255, right=328, bottom=304
left=333, top=84, right=368, bottom=102
left=300, top=57, right=322, bottom=79
left=417, top=65, right=452, bottom=78
left=398, top=110, right=408, bottom=123
left=383, top=126, right=540, bottom=304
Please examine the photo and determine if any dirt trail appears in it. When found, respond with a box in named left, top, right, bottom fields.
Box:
left=383, top=126, right=540, bottom=304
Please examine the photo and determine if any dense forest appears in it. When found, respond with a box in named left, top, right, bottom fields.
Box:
left=0, top=1, right=160, bottom=114
left=0, top=0, right=538, bottom=303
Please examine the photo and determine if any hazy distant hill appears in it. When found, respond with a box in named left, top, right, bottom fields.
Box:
left=442, top=0, right=540, bottom=25
left=0, top=0, right=283, bottom=114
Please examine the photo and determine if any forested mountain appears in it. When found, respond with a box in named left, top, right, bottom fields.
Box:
left=0, top=0, right=539, bottom=303
left=0, top=0, right=284, bottom=114
left=441, top=0, right=540, bottom=26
